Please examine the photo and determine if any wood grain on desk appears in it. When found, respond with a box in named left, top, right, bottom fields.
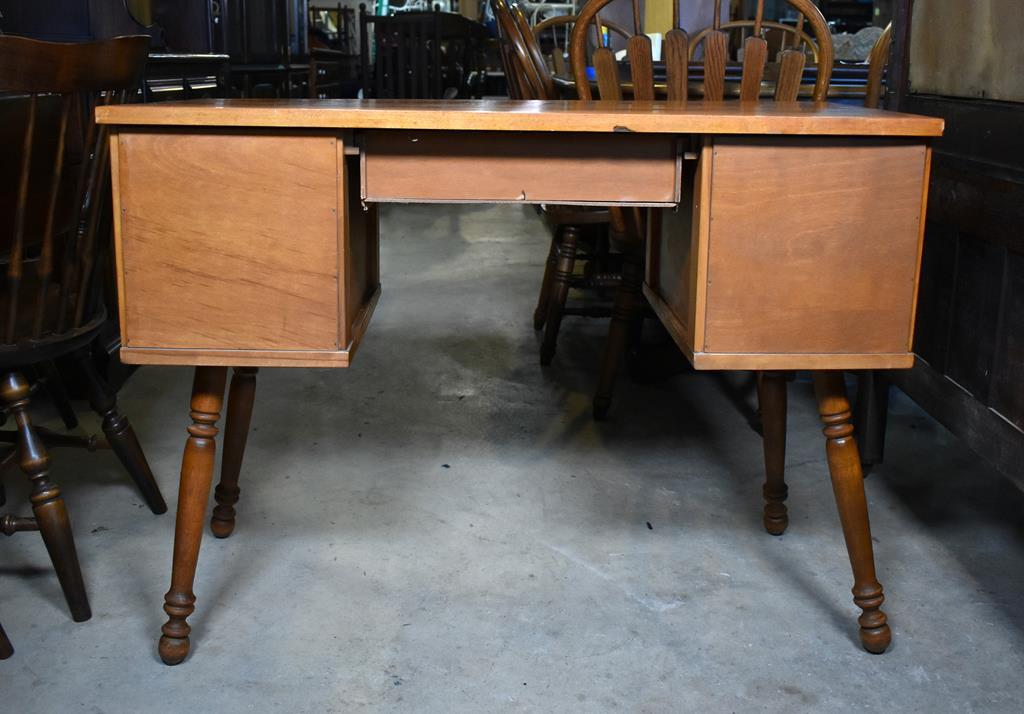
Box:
left=96, top=98, right=944, bottom=137
left=111, top=131, right=380, bottom=367
left=645, top=136, right=931, bottom=370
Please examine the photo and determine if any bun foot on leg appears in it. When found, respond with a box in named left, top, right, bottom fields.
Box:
left=159, top=593, right=194, bottom=665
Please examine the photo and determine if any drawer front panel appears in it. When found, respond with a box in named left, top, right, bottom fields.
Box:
left=361, top=130, right=681, bottom=206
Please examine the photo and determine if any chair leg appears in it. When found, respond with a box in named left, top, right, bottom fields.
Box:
left=210, top=367, right=258, bottom=539
left=539, top=225, right=579, bottom=366
left=813, top=370, right=891, bottom=654
left=0, top=618, right=12, bottom=659
left=758, top=371, right=789, bottom=535
left=1, top=372, right=90, bottom=622
left=159, top=366, right=227, bottom=666
left=592, top=250, right=642, bottom=421
left=533, top=234, right=558, bottom=330
left=853, top=370, right=890, bottom=470
left=37, top=360, right=78, bottom=430
left=74, top=347, right=167, bottom=515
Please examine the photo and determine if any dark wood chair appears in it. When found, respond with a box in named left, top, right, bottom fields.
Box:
left=359, top=5, right=488, bottom=99
left=571, top=0, right=892, bottom=654
left=494, top=0, right=645, bottom=420
left=0, top=34, right=166, bottom=627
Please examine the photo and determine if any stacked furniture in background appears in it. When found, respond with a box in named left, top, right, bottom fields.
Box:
left=360, top=5, right=489, bottom=98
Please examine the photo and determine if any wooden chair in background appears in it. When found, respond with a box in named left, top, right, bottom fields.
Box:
left=688, top=0, right=820, bottom=66
left=570, top=0, right=892, bottom=654
left=494, top=0, right=643, bottom=419
left=0, top=35, right=166, bottom=628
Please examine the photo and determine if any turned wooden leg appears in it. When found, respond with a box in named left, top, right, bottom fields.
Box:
left=159, top=366, right=227, bottom=666
left=74, top=348, right=167, bottom=514
left=539, top=225, right=579, bottom=366
left=813, top=371, right=891, bottom=654
left=758, top=371, right=789, bottom=535
left=210, top=367, right=258, bottom=539
left=592, top=250, right=642, bottom=421
left=1, top=373, right=90, bottom=622
left=533, top=234, right=558, bottom=330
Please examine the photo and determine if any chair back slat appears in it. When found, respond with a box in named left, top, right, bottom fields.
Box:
left=626, top=35, right=655, bottom=101
left=70, top=95, right=121, bottom=330
left=774, top=48, right=806, bottom=101
left=6, top=95, right=37, bottom=343
left=739, top=35, right=768, bottom=101
left=0, top=35, right=147, bottom=347
left=552, top=48, right=568, bottom=75
left=702, top=30, right=729, bottom=101
left=737, top=0, right=767, bottom=101
left=663, top=29, right=689, bottom=103
left=593, top=47, right=622, bottom=100
left=31, top=96, right=73, bottom=338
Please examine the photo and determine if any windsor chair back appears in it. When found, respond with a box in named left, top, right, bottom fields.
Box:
left=569, top=0, right=833, bottom=102
left=0, top=35, right=166, bottom=633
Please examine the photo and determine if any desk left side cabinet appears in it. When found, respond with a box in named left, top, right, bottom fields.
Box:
left=109, top=129, right=379, bottom=368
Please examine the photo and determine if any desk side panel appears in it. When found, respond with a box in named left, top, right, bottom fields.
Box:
left=116, top=130, right=342, bottom=357
left=701, top=137, right=927, bottom=362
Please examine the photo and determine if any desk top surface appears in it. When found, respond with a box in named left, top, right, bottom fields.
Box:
left=97, top=99, right=944, bottom=137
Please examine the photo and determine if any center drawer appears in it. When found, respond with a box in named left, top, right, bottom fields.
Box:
left=359, top=130, right=681, bottom=206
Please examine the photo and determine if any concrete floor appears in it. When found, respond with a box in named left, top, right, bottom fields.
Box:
left=2, top=204, right=1023, bottom=712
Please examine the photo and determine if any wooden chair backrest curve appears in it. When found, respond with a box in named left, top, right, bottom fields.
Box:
left=532, top=14, right=632, bottom=76
left=569, top=0, right=833, bottom=103
left=688, top=20, right=820, bottom=63
left=0, top=35, right=148, bottom=346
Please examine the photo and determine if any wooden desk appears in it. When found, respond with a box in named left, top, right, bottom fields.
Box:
left=96, top=98, right=943, bottom=664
